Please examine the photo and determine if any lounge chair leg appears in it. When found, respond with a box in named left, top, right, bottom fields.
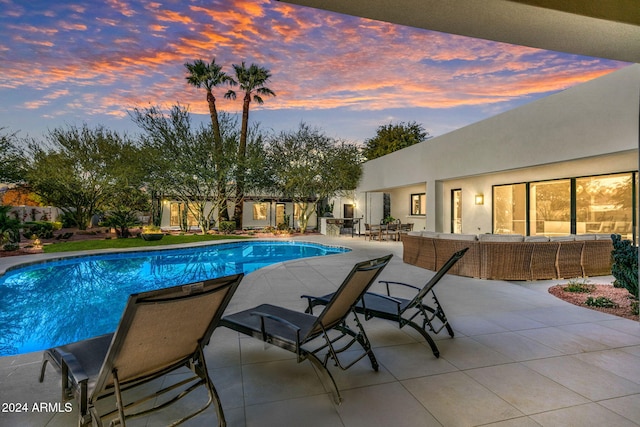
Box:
left=194, top=346, right=226, bottom=427
left=405, top=321, right=440, bottom=358
left=429, top=292, right=454, bottom=338
left=112, top=369, right=127, bottom=427
left=306, top=352, right=342, bottom=405
left=352, top=322, right=378, bottom=371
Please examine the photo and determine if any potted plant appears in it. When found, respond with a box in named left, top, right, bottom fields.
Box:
left=140, top=225, right=164, bottom=241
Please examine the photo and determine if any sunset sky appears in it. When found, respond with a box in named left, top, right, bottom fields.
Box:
left=0, top=0, right=630, bottom=143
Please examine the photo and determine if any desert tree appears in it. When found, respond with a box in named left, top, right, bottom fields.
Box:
left=265, top=123, right=362, bottom=232
left=131, top=105, right=236, bottom=234
left=25, top=125, right=143, bottom=230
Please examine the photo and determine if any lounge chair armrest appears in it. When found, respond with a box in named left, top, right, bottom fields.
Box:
left=250, top=310, right=302, bottom=345
left=300, top=294, right=324, bottom=313
left=377, top=280, right=421, bottom=295
left=57, top=349, right=89, bottom=386
left=41, top=348, right=89, bottom=401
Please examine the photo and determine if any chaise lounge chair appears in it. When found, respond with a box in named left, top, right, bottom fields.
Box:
left=220, top=254, right=392, bottom=403
left=39, top=273, right=244, bottom=427
left=304, top=248, right=468, bottom=358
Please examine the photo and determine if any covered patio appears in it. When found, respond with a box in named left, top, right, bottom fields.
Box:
left=1, top=236, right=639, bottom=426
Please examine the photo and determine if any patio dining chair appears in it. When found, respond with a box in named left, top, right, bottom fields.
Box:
left=305, top=249, right=468, bottom=358
left=220, top=254, right=392, bottom=403
left=39, top=274, right=244, bottom=427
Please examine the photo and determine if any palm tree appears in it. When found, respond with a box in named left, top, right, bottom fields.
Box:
left=225, top=62, right=275, bottom=229
left=184, top=58, right=235, bottom=222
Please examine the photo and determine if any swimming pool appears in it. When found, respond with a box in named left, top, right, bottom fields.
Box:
left=0, top=240, right=349, bottom=356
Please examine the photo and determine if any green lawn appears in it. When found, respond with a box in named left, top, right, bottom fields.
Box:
left=43, top=234, right=252, bottom=253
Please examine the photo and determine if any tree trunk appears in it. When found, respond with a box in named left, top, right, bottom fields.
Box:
left=233, top=94, right=251, bottom=230
left=207, top=91, right=229, bottom=223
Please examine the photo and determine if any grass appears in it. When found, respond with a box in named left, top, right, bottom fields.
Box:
left=43, top=234, right=252, bottom=253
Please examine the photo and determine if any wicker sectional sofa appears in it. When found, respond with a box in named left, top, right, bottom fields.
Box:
left=402, top=232, right=613, bottom=280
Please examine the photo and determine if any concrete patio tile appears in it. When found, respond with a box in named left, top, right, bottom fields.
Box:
left=205, top=326, right=242, bottom=369
left=402, top=371, right=523, bottom=426
left=598, top=394, right=640, bottom=423
left=240, top=358, right=326, bottom=406
left=448, top=315, right=508, bottom=336
left=518, top=305, right=619, bottom=326
left=1, top=356, right=67, bottom=427
left=337, top=382, right=441, bottom=427
left=210, top=365, right=245, bottom=410
left=437, top=336, right=513, bottom=370
left=523, top=355, right=640, bottom=401
left=572, top=349, right=640, bottom=384
left=480, top=417, right=542, bottom=427
left=245, top=394, right=341, bottom=427
left=621, top=345, right=640, bottom=357
left=324, top=349, right=397, bottom=390
left=530, top=402, right=639, bottom=427
left=373, top=342, right=458, bottom=380
left=477, top=311, right=549, bottom=331
left=472, top=332, right=563, bottom=362
left=557, top=322, right=640, bottom=348
left=465, top=363, right=589, bottom=415
left=596, top=319, right=640, bottom=337
left=517, top=326, right=609, bottom=354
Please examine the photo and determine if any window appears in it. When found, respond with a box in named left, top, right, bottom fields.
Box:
left=252, top=202, right=268, bottom=220
left=493, top=184, right=526, bottom=234
left=492, top=172, right=636, bottom=241
left=576, top=173, right=633, bottom=239
left=451, top=189, right=462, bottom=233
left=169, top=203, right=197, bottom=227
left=529, top=179, right=571, bottom=236
left=411, top=193, right=426, bottom=215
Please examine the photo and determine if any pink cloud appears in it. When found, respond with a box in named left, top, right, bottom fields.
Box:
left=0, top=0, right=628, bottom=126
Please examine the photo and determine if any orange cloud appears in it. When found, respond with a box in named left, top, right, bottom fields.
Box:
left=106, top=0, right=136, bottom=17
left=156, top=9, right=192, bottom=25
left=0, top=0, right=628, bottom=131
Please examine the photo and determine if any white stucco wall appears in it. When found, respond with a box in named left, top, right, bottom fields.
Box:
left=357, top=64, right=640, bottom=233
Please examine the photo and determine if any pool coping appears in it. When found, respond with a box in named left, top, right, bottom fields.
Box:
left=0, top=237, right=352, bottom=277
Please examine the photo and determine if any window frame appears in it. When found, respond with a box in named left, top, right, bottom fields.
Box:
left=410, top=193, right=426, bottom=216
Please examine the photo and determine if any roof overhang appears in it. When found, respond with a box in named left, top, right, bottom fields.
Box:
left=279, top=0, right=640, bottom=63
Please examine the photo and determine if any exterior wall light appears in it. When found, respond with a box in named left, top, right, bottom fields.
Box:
left=475, top=194, right=484, bottom=205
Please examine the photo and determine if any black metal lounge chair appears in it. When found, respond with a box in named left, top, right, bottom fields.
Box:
left=304, top=248, right=468, bottom=358
left=220, top=254, right=392, bottom=404
left=39, top=273, right=244, bottom=427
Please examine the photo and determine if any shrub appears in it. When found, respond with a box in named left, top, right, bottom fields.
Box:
left=142, top=225, right=162, bottom=234
left=219, top=221, right=236, bottom=234
left=3, top=242, right=19, bottom=251
left=58, top=211, right=77, bottom=228
left=0, top=205, right=21, bottom=243
left=563, top=279, right=595, bottom=293
left=610, top=234, right=638, bottom=300
left=585, top=296, right=619, bottom=308
left=102, top=210, right=140, bottom=238
left=22, top=221, right=55, bottom=239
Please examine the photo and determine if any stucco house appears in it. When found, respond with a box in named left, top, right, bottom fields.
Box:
left=159, top=197, right=318, bottom=232
left=333, top=65, right=638, bottom=242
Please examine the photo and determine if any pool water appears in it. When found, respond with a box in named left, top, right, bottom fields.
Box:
left=0, top=241, right=349, bottom=356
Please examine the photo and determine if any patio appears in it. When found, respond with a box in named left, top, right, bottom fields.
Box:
left=1, top=236, right=639, bottom=426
